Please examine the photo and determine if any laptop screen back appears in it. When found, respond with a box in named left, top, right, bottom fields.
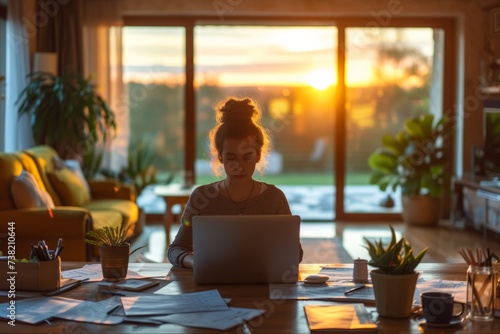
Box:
left=192, top=215, right=301, bottom=284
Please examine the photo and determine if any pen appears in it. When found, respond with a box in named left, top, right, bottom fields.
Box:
left=238, top=317, right=252, bottom=334
left=44, top=278, right=90, bottom=296
left=38, top=240, right=51, bottom=260
left=99, top=290, right=126, bottom=296
left=107, top=304, right=121, bottom=315
left=54, top=245, right=64, bottom=258
left=54, top=238, right=63, bottom=258
left=242, top=321, right=252, bottom=334
left=56, top=238, right=63, bottom=249
left=344, top=284, right=366, bottom=296
left=35, top=243, right=47, bottom=261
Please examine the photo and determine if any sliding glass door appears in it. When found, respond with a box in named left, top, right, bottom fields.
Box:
left=343, top=27, right=445, bottom=215
left=121, top=17, right=455, bottom=221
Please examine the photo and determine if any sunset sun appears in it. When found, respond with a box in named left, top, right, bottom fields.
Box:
left=304, top=68, right=336, bottom=90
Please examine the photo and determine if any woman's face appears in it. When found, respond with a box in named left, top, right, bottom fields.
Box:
left=221, top=137, right=260, bottom=182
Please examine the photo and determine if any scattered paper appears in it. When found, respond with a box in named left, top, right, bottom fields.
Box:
left=127, top=263, right=173, bottom=277
left=121, top=289, right=229, bottom=316
left=0, top=295, right=126, bottom=325
left=416, top=279, right=467, bottom=304
left=320, top=267, right=359, bottom=282
left=0, top=296, right=84, bottom=324
left=62, top=263, right=173, bottom=282
left=55, top=296, right=124, bottom=324
left=62, top=265, right=103, bottom=281
left=152, top=307, right=265, bottom=331
left=270, top=282, right=376, bottom=303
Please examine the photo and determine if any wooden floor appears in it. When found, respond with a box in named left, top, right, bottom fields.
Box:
left=134, top=219, right=499, bottom=264
left=335, top=221, right=499, bottom=263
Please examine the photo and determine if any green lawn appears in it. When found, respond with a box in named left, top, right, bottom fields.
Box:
left=159, top=172, right=372, bottom=186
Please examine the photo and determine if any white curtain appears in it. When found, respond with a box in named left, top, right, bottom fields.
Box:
left=4, top=0, right=35, bottom=152
left=82, top=0, right=127, bottom=173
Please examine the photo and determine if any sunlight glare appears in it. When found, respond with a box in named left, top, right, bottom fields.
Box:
left=304, top=68, right=335, bottom=90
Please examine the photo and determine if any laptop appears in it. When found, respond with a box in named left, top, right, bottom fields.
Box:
left=192, top=215, right=301, bottom=284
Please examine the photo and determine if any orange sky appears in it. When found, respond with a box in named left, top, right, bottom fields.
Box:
left=123, top=26, right=432, bottom=89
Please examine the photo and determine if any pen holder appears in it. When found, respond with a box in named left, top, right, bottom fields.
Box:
left=0, top=257, right=61, bottom=291
left=466, top=265, right=496, bottom=321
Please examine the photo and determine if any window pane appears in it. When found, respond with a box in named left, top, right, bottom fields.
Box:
left=344, top=27, right=444, bottom=213
left=123, top=26, right=185, bottom=184
left=195, top=25, right=337, bottom=220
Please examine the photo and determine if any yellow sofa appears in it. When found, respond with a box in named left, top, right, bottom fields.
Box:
left=0, top=145, right=140, bottom=261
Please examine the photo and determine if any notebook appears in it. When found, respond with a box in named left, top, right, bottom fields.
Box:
left=192, top=215, right=301, bottom=284
left=304, top=303, right=378, bottom=332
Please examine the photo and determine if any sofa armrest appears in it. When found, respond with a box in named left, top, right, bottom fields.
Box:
left=0, top=208, right=93, bottom=261
left=88, top=180, right=137, bottom=201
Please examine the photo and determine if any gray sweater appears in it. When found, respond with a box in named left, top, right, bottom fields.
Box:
left=167, top=181, right=301, bottom=267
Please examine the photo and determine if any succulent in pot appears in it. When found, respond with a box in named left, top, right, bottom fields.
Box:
left=363, top=225, right=427, bottom=275
left=363, top=225, right=428, bottom=318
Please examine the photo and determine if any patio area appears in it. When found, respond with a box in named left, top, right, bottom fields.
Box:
left=137, top=184, right=402, bottom=221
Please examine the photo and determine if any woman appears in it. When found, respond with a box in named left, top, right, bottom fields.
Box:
left=167, top=97, right=302, bottom=268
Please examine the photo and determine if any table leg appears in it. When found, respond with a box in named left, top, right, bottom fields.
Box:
left=158, top=193, right=191, bottom=260
left=484, top=198, right=490, bottom=240
left=163, top=199, right=173, bottom=252
left=451, top=179, right=466, bottom=228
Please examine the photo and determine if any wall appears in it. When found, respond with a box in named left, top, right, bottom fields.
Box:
left=0, top=4, right=6, bottom=151
left=116, top=0, right=489, bottom=175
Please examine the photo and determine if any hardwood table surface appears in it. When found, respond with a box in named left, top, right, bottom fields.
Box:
left=1, top=262, right=499, bottom=333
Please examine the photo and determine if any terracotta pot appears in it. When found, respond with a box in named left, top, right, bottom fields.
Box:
left=402, top=195, right=442, bottom=226
left=370, top=270, right=419, bottom=318
left=99, top=244, right=130, bottom=281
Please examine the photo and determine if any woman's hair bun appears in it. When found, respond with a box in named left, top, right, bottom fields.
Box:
left=219, top=98, right=256, bottom=123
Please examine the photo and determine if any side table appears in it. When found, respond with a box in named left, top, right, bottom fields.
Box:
left=475, top=179, right=500, bottom=237
left=154, top=184, right=195, bottom=251
left=451, top=176, right=500, bottom=234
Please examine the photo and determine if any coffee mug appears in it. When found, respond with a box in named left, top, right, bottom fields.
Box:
left=421, top=292, right=465, bottom=324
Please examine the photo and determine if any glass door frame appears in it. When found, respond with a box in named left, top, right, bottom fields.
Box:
left=334, top=18, right=456, bottom=221
left=124, top=16, right=457, bottom=222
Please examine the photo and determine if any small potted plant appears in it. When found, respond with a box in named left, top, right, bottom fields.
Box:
left=363, top=225, right=427, bottom=318
left=84, top=220, right=145, bottom=281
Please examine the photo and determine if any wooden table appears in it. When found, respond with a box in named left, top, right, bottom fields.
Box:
left=153, top=184, right=195, bottom=248
left=1, top=262, right=500, bottom=333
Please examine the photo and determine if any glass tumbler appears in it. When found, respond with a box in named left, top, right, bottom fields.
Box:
left=467, top=265, right=496, bottom=321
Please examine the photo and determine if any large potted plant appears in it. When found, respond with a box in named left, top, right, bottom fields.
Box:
left=17, top=71, right=116, bottom=159
left=368, top=113, right=450, bottom=225
left=84, top=220, right=145, bottom=281
left=364, top=225, right=427, bottom=318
